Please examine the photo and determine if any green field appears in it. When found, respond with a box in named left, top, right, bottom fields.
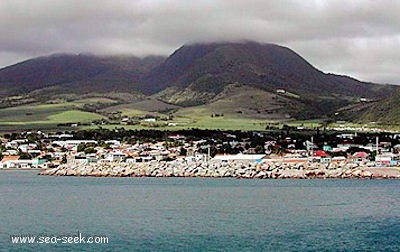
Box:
left=0, top=103, right=75, bottom=122
left=0, top=102, right=104, bottom=131
left=179, top=116, right=269, bottom=131
left=47, top=110, right=104, bottom=123
left=0, top=85, right=329, bottom=132
left=0, top=95, right=399, bottom=133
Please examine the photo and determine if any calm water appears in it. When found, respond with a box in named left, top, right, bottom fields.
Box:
left=1, top=171, right=400, bottom=251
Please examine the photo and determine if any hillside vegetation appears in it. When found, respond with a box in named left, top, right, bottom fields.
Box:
left=0, top=41, right=399, bottom=130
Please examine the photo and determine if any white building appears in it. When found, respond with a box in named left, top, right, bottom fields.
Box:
left=212, top=153, right=266, bottom=162
left=52, top=140, right=98, bottom=148
left=105, top=151, right=127, bottom=162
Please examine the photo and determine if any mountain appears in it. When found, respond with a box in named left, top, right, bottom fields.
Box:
left=141, top=42, right=395, bottom=104
left=0, top=41, right=398, bottom=121
left=0, top=54, right=165, bottom=97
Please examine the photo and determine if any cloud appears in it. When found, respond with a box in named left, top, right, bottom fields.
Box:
left=0, top=0, right=399, bottom=84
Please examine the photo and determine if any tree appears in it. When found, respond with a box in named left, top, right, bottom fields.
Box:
left=77, top=143, right=86, bottom=152
left=255, top=145, right=264, bottom=154
left=61, top=155, right=67, bottom=164
left=220, top=143, right=233, bottom=154
left=179, top=147, right=187, bottom=156
left=84, top=147, right=96, bottom=154
left=19, top=152, right=32, bottom=160
left=27, top=134, right=39, bottom=143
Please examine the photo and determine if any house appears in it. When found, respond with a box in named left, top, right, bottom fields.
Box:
left=32, top=158, right=48, bottom=168
left=337, top=142, right=362, bottom=151
left=351, top=151, right=370, bottom=162
left=85, top=153, right=99, bottom=164
left=18, top=143, right=37, bottom=153
left=2, top=150, right=19, bottom=156
left=65, top=140, right=97, bottom=148
left=331, top=156, right=347, bottom=162
left=67, top=154, right=89, bottom=165
left=375, top=153, right=398, bottom=166
left=120, top=117, right=130, bottom=125
left=48, top=133, right=74, bottom=139
left=312, top=150, right=331, bottom=163
left=185, top=153, right=207, bottom=162
left=105, top=140, right=121, bottom=147
left=53, top=140, right=98, bottom=149
left=105, top=151, right=127, bottom=162
left=168, top=134, right=186, bottom=140
left=5, top=141, right=19, bottom=149
left=265, top=153, right=308, bottom=164
left=1, top=156, right=35, bottom=169
left=27, top=149, right=42, bottom=157
left=143, top=118, right=156, bottom=122
left=212, top=153, right=266, bottom=162
left=1, top=156, right=20, bottom=168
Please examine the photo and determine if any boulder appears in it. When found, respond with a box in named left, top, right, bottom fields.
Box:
left=66, top=169, right=77, bottom=176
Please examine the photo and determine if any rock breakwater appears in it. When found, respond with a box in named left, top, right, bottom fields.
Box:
left=39, top=160, right=400, bottom=179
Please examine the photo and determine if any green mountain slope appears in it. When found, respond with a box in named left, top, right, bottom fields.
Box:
left=0, top=41, right=398, bottom=124
left=142, top=42, right=395, bottom=98
left=0, top=54, right=165, bottom=97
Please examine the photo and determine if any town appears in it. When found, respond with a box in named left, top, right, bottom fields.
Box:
left=1, top=128, right=400, bottom=171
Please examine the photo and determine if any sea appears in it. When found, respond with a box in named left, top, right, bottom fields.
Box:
left=1, top=170, right=400, bottom=251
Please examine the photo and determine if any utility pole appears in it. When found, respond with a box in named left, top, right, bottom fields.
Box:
left=311, top=136, right=314, bottom=157
left=201, top=144, right=211, bottom=162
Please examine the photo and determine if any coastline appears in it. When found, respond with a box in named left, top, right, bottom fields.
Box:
left=38, top=161, right=400, bottom=179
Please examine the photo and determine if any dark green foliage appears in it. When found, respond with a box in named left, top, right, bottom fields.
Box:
left=179, top=147, right=187, bottom=156
left=77, top=143, right=86, bottom=152
left=61, top=155, right=67, bottom=164
left=255, top=145, right=265, bottom=154
left=18, top=152, right=32, bottom=160
left=0, top=54, right=165, bottom=97
left=355, top=90, right=400, bottom=124
left=84, top=147, right=96, bottom=154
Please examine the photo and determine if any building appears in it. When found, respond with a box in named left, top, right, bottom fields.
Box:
left=212, top=153, right=266, bottom=162
left=0, top=156, right=40, bottom=169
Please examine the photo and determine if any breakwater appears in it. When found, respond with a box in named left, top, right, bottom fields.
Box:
left=39, top=160, right=400, bottom=179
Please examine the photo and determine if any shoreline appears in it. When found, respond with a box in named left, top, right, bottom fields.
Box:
left=38, top=161, right=400, bottom=179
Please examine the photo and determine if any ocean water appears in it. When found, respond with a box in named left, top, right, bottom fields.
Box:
left=1, top=171, right=400, bottom=251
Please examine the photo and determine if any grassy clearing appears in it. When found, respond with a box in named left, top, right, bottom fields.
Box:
left=82, top=118, right=268, bottom=131
left=100, top=98, right=180, bottom=117
left=0, top=101, right=105, bottom=132
left=183, top=117, right=268, bottom=131
left=172, top=85, right=299, bottom=121
left=285, top=120, right=324, bottom=128
left=0, top=110, right=103, bottom=125
left=120, top=109, right=158, bottom=117
left=0, top=103, right=76, bottom=122
left=47, top=110, right=104, bottom=123
left=71, top=97, right=119, bottom=105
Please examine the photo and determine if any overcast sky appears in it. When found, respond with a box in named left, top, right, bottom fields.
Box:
left=1, top=0, right=399, bottom=84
